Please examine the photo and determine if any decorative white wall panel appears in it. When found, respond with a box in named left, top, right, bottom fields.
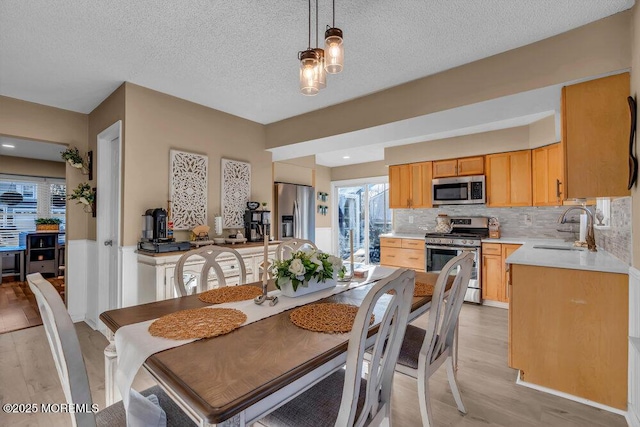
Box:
left=221, top=158, right=251, bottom=228
left=170, top=150, right=208, bottom=230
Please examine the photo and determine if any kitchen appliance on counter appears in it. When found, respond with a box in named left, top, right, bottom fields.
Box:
left=274, top=182, right=315, bottom=241
left=432, top=175, right=485, bottom=205
left=139, top=207, right=190, bottom=253
left=244, top=209, right=271, bottom=242
left=425, top=216, right=489, bottom=303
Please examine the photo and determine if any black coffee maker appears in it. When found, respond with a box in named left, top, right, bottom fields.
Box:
left=142, top=208, right=169, bottom=242
left=244, top=209, right=270, bottom=242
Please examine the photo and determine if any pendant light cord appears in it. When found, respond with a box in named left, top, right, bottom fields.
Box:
left=333, top=0, right=335, bottom=27
left=315, top=0, right=318, bottom=47
left=308, top=0, right=311, bottom=49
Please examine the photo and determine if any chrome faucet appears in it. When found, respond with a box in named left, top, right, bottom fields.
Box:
left=558, top=206, right=597, bottom=252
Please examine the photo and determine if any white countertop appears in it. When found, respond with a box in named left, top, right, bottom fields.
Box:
left=379, top=233, right=424, bottom=240
left=505, top=240, right=629, bottom=275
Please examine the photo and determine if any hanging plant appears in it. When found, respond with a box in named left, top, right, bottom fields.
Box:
left=68, top=182, right=95, bottom=206
left=60, top=147, right=86, bottom=169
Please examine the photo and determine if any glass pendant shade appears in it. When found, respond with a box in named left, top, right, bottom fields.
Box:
left=299, top=49, right=319, bottom=96
left=324, top=27, right=343, bottom=74
left=313, top=48, right=326, bottom=89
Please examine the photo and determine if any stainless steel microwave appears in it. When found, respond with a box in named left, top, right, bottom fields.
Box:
left=432, top=175, right=486, bottom=205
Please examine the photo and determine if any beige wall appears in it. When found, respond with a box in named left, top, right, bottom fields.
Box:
left=0, top=95, right=89, bottom=240
left=122, top=83, right=270, bottom=246
left=0, top=155, right=65, bottom=178
left=87, top=84, right=126, bottom=240
left=331, top=160, right=388, bottom=182
left=386, top=126, right=531, bottom=165
left=266, top=12, right=630, bottom=149
left=632, top=5, right=640, bottom=268
left=315, top=165, right=331, bottom=228
left=273, top=162, right=314, bottom=186
left=528, top=115, right=557, bottom=148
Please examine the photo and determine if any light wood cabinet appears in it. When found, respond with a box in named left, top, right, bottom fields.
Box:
left=562, top=72, right=630, bottom=199
left=389, top=162, right=432, bottom=208
left=433, top=156, right=484, bottom=178
left=509, top=264, right=628, bottom=409
left=482, top=243, right=521, bottom=303
left=380, top=237, right=425, bottom=271
left=532, top=143, right=564, bottom=206
left=486, top=150, right=532, bottom=207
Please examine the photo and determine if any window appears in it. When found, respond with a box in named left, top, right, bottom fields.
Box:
left=0, top=175, right=66, bottom=246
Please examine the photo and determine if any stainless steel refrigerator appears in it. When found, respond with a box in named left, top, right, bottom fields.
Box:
left=274, top=182, right=315, bottom=242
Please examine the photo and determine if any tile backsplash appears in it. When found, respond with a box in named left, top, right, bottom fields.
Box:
left=394, top=196, right=632, bottom=264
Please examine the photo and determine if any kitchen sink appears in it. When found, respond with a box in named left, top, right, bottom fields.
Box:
left=532, top=244, right=586, bottom=251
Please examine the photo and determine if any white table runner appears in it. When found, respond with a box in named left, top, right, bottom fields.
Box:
left=115, top=266, right=397, bottom=426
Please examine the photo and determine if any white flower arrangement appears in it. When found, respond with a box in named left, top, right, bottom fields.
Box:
left=272, top=248, right=345, bottom=292
left=68, top=182, right=95, bottom=206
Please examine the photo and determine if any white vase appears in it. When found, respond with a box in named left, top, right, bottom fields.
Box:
left=279, top=276, right=337, bottom=297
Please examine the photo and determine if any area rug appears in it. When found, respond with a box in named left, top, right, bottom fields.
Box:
left=0, top=278, right=65, bottom=334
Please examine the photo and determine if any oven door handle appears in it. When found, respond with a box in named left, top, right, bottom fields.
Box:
left=425, top=244, right=478, bottom=251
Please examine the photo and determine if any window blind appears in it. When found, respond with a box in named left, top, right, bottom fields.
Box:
left=0, top=175, right=66, bottom=247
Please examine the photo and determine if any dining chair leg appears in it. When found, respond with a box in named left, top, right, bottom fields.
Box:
left=417, top=372, right=434, bottom=427
left=453, top=321, right=459, bottom=372
left=445, top=356, right=466, bottom=414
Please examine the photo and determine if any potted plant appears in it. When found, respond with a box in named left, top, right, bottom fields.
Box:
left=272, top=248, right=344, bottom=297
left=68, top=182, right=96, bottom=213
left=35, top=217, right=62, bottom=231
left=60, top=147, right=86, bottom=170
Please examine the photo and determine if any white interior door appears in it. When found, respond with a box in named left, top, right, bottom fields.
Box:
left=96, top=121, right=122, bottom=331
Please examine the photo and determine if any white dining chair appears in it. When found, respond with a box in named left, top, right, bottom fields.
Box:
left=258, top=268, right=416, bottom=427
left=26, top=273, right=195, bottom=427
left=275, top=239, right=317, bottom=261
left=174, top=245, right=247, bottom=296
left=396, top=252, right=474, bottom=426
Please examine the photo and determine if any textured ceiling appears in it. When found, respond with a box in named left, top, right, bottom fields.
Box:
left=0, top=1, right=634, bottom=124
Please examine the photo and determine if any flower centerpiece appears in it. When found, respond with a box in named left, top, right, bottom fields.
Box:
left=34, top=217, right=62, bottom=231
left=60, top=147, right=86, bottom=171
left=273, top=248, right=345, bottom=297
left=69, top=182, right=95, bottom=213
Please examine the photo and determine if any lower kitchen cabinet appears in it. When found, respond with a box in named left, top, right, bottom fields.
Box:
left=482, top=243, right=521, bottom=304
left=509, top=264, right=628, bottom=409
left=380, top=237, right=425, bottom=271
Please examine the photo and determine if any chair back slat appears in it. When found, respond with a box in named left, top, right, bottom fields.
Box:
left=174, top=246, right=247, bottom=296
left=421, top=252, right=474, bottom=365
left=336, top=268, right=415, bottom=427
left=27, top=273, right=97, bottom=427
left=275, top=239, right=317, bottom=261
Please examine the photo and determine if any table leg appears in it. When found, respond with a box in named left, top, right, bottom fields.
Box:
left=202, top=412, right=244, bottom=427
left=19, top=250, right=25, bottom=282
left=104, top=340, right=121, bottom=406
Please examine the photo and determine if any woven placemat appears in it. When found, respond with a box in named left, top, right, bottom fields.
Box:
left=148, top=308, right=246, bottom=340
left=289, top=303, right=374, bottom=334
left=198, top=286, right=263, bottom=304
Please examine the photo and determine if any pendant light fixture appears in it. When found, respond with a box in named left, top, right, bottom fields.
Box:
left=299, top=0, right=319, bottom=96
left=313, top=0, right=326, bottom=89
left=325, top=0, right=344, bottom=74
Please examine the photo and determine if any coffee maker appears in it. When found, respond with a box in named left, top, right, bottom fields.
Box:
left=142, top=208, right=170, bottom=242
left=244, top=209, right=271, bottom=242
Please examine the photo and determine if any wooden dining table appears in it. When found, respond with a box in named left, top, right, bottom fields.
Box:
left=99, top=272, right=444, bottom=427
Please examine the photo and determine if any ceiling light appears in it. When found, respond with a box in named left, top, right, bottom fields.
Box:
left=2, top=144, right=15, bottom=148
left=299, top=0, right=319, bottom=96
left=343, top=155, right=350, bottom=159
left=325, top=0, right=344, bottom=74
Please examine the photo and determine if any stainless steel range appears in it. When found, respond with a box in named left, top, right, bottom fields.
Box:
left=425, top=217, right=489, bottom=303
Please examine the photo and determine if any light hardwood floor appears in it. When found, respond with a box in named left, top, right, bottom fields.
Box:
left=0, top=305, right=627, bottom=426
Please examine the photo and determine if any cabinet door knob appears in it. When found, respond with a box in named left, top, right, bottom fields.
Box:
left=104, top=240, right=113, bottom=246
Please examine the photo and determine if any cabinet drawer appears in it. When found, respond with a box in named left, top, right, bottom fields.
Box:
left=380, top=237, right=402, bottom=248
left=29, top=260, right=56, bottom=273
left=401, top=239, right=424, bottom=249
left=482, top=243, right=502, bottom=255
left=381, top=247, right=425, bottom=270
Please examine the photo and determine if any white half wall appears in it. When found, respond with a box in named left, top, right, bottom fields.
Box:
left=629, top=267, right=640, bottom=427
left=315, top=227, right=332, bottom=254
left=121, top=245, right=139, bottom=308
left=84, top=240, right=98, bottom=330
left=67, top=239, right=88, bottom=323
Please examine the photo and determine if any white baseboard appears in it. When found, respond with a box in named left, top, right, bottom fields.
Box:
left=515, top=371, right=626, bottom=417
left=482, top=300, right=509, bottom=309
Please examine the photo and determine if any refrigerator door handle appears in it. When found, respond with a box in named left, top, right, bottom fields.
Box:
left=293, top=199, right=300, bottom=238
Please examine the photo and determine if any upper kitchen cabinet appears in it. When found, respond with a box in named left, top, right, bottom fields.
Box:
left=532, top=143, right=564, bottom=206
left=432, top=156, right=484, bottom=178
left=562, top=73, right=630, bottom=199
left=486, top=150, right=532, bottom=207
left=389, top=162, right=432, bottom=208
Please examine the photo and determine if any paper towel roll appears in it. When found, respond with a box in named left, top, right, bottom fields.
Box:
left=579, top=214, right=587, bottom=243
left=214, top=216, right=223, bottom=236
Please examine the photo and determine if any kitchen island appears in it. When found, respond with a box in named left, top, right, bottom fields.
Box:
left=506, top=243, right=629, bottom=411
